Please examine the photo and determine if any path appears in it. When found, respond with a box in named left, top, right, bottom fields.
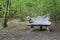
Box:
left=0, top=19, right=60, bottom=40
left=0, top=27, right=60, bottom=40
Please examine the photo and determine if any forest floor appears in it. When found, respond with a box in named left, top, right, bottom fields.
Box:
left=0, top=19, right=60, bottom=40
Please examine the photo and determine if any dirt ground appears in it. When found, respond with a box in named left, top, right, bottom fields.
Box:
left=0, top=19, right=60, bottom=40
left=0, top=27, right=60, bottom=40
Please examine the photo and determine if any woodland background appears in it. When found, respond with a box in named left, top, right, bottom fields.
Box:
left=0, top=0, right=60, bottom=22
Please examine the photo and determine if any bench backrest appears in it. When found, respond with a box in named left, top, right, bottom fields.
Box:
left=31, top=14, right=50, bottom=22
left=26, top=14, right=50, bottom=23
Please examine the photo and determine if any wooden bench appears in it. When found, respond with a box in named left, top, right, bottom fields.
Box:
left=27, top=14, right=51, bottom=32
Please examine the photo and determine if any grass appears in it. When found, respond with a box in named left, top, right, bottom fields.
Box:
left=0, top=25, right=3, bottom=30
left=0, top=25, right=9, bottom=31
left=0, top=23, right=27, bottom=31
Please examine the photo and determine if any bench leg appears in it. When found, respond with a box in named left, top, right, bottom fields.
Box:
left=31, top=25, right=34, bottom=28
left=47, top=27, right=50, bottom=32
left=29, top=25, right=34, bottom=32
left=40, top=26, right=43, bottom=30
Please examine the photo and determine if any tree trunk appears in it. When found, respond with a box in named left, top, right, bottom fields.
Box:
left=3, top=0, right=10, bottom=27
left=3, top=13, right=8, bottom=27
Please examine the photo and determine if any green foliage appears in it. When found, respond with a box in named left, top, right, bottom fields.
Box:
left=0, top=0, right=60, bottom=22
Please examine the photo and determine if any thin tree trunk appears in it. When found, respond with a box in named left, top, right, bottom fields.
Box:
left=3, top=0, right=10, bottom=27
left=3, top=13, right=8, bottom=27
